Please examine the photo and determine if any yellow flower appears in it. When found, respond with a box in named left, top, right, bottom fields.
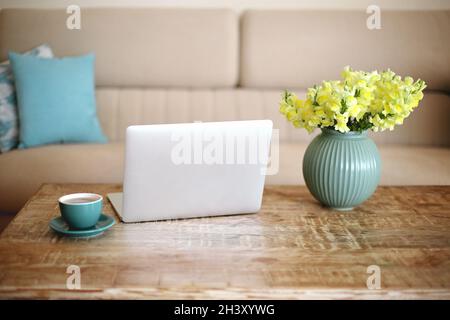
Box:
left=286, top=109, right=297, bottom=122
left=405, top=76, right=414, bottom=85
left=347, top=104, right=361, bottom=118
left=279, top=67, right=426, bottom=133
left=334, top=113, right=350, bottom=133
left=295, top=99, right=304, bottom=109
left=327, top=101, right=340, bottom=112
left=345, top=96, right=357, bottom=107
left=314, top=106, right=326, bottom=117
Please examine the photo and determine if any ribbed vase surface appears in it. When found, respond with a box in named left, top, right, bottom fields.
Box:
left=303, top=128, right=381, bottom=210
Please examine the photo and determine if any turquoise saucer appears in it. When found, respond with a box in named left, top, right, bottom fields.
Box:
left=49, top=213, right=115, bottom=238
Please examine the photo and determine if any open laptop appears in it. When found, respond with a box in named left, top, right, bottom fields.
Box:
left=108, top=120, right=273, bottom=222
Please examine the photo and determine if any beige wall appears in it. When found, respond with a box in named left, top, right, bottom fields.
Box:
left=1, top=0, right=449, bottom=10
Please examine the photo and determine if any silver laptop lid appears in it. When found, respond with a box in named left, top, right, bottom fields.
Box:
left=119, top=120, right=272, bottom=222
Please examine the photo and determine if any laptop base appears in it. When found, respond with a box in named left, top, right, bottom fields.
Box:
left=107, top=192, right=124, bottom=220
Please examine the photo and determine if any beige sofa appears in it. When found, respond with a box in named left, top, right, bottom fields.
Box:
left=0, top=8, right=449, bottom=213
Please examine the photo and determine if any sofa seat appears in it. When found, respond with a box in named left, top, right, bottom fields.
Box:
left=1, top=143, right=449, bottom=213
left=0, top=143, right=125, bottom=213
left=270, top=143, right=450, bottom=186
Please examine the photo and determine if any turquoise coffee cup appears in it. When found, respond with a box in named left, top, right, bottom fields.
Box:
left=58, top=193, right=103, bottom=229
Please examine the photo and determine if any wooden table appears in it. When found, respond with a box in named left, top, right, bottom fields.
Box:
left=0, top=184, right=449, bottom=299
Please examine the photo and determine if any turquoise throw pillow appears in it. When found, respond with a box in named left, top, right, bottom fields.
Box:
left=0, top=44, right=54, bottom=152
left=9, top=52, right=107, bottom=148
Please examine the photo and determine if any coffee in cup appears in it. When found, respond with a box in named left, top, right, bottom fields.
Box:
left=58, top=193, right=103, bottom=229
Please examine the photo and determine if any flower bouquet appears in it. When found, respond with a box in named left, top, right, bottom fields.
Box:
left=280, top=67, right=426, bottom=210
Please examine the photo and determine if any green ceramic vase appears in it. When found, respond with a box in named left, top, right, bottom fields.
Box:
left=303, top=128, right=381, bottom=210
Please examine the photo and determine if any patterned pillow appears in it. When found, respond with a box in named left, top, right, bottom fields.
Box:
left=0, top=44, right=54, bottom=152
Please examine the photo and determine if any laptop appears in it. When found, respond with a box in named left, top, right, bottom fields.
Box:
left=108, top=120, right=273, bottom=222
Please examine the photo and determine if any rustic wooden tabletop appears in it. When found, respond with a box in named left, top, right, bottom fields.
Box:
left=0, top=184, right=449, bottom=299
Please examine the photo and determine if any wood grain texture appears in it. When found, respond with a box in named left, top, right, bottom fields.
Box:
left=0, top=184, right=449, bottom=299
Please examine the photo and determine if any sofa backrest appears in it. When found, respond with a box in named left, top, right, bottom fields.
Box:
left=241, top=10, right=450, bottom=92
left=0, top=8, right=238, bottom=88
left=0, top=8, right=449, bottom=146
left=94, top=88, right=450, bottom=146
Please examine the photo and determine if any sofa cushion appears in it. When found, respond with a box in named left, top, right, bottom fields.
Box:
left=241, top=10, right=450, bottom=91
left=0, top=8, right=239, bottom=88
left=0, top=142, right=449, bottom=213
left=266, top=143, right=450, bottom=186
left=9, top=52, right=107, bottom=148
left=0, top=143, right=125, bottom=213
left=96, top=88, right=450, bottom=147
left=0, top=44, right=54, bottom=152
